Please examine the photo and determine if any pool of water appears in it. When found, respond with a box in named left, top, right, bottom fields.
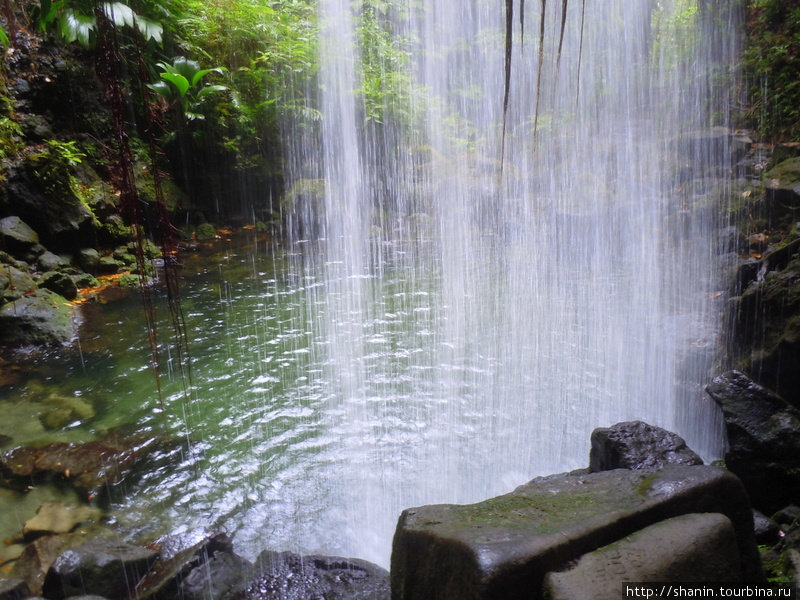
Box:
left=0, top=225, right=724, bottom=568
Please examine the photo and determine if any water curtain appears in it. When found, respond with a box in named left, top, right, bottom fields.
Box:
left=279, top=0, right=740, bottom=565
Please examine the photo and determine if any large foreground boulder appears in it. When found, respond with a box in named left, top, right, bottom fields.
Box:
left=706, top=370, right=800, bottom=514
left=542, top=513, right=741, bottom=600
left=588, top=421, right=702, bottom=472
left=391, top=465, right=760, bottom=600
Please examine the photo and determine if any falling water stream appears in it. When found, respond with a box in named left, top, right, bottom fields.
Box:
left=0, top=0, right=739, bottom=570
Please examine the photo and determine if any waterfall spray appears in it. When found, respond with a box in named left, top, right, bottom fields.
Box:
left=278, top=0, right=740, bottom=565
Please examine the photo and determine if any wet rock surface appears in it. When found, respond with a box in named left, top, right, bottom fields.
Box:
left=236, top=551, right=390, bottom=600
left=134, top=529, right=247, bottom=599
left=542, top=513, right=742, bottom=600
left=706, top=370, right=800, bottom=514
left=588, top=420, right=703, bottom=472
left=41, top=538, right=158, bottom=599
left=391, top=465, right=761, bottom=600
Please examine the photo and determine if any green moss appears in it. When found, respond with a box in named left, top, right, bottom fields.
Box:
left=195, top=223, right=217, bottom=240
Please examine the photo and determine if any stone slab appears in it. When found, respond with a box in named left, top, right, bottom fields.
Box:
left=541, top=513, right=741, bottom=600
left=391, top=465, right=761, bottom=600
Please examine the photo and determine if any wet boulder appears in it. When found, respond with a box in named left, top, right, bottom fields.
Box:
left=9, top=533, right=87, bottom=595
left=134, top=529, right=247, bottom=599
left=42, top=538, right=158, bottom=599
left=542, top=513, right=741, bottom=600
left=0, top=288, right=79, bottom=346
left=588, top=421, right=702, bottom=472
left=706, top=370, right=800, bottom=514
left=236, top=551, right=390, bottom=600
left=391, top=465, right=761, bottom=600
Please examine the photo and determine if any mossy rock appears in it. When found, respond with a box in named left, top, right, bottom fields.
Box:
left=132, top=161, right=187, bottom=212
left=1, top=265, right=37, bottom=305
left=0, top=288, right=78, bottom=346
left=100, top=215, right=132, bottom=245
left=195, top=223, right=217, bottom=241
left=19, top=149, right=99, bottom=247
left=38, top=271, right=79, bottom=300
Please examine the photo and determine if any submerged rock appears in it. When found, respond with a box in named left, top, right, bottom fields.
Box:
left=0, top=432, right=161, bottom=497
left=23, top=501, right=100, bottom=540
left=542, top=513, right=741, bottom=600
left=706, top=370, right=800, bottom=514
left=588, top=421, right=702, bottom=472
left=391, top=465, right=761, bottom=599
left=42, top=538, right=158, bottom=599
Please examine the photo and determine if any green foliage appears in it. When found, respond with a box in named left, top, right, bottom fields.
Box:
left=743, top=0, right=800, bottom=140
left=0, top=95, right=22, bottom=160
left=148, top=56, right=227, bottom=121
left=46, top=139, right=86, bottom=166
left=354, top=0, right=423, bottom=127
left=35, top=0, right=163, bottom=47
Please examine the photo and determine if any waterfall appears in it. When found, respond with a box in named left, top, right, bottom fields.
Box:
left=279, top=0, right=740, bottom=566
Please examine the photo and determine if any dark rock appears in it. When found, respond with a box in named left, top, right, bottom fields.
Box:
left=235, top=551, right=390, bottom=600
left=391, top=465, right=761, bottom=600
left=37, top=251, right=69, bottom=271
left=96, top=256, right=123, bottom=275
left=39, top=271, right=78, bottom=300
left=0, top=216, right=40, bottom=255
left=716, top=225, right=749, bottom=255
left=3, top=151, right=99, bottom=250
left=0, top=578, right=30, bottom=600
left=0, top=431, right=161, bottom=497
left=133, top=529, right=239, bottom=598
left=0, top=288, right=79, bottom=346
left=763, top=158, right=800, bottom=225
left=706, top=371, right=800, bottom=514
left=178, top=548, right=252, bottom=600
left=772, top=506, right=800, bottom=530
left=542, top=513, right=741, bottom=600
left=77, top=249, right=100, bottom=274
left=753, top=510, right=781, bottom=545
left=588, top=421, right=702, bottom=472
left=42, top=538, right=158, bottom=599
left=733, top=244, right=800, bottom=399
left=9, top=534, right=86, bottom=595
